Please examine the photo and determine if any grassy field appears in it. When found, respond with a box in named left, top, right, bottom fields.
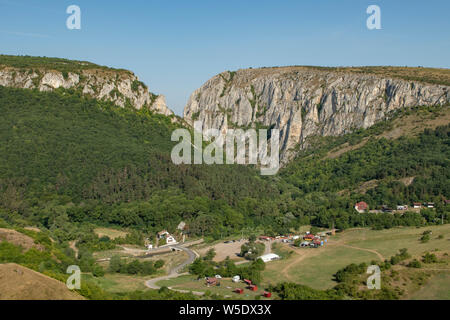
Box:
left=157, top=275, right=273, bottom=300
left=262, top=225, right=450, bottom=290
left=408, top=273, right=450, bottom=300
left=94, top=228, right=129, bottom=240
left=334, top=225, right=450, bottom=258
left=82, top=273, right=159, bottom=293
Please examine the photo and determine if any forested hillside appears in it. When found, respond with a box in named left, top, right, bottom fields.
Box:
left=0, top=86, right=449, bottom=240
left=280, top=105, right=450, bottom=229
left=0, top=86, right=279, bottom=239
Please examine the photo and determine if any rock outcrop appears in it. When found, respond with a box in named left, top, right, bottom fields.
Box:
left=0, top=65, right=173, bottom=116
left=184, top=67, right=450, bottom=163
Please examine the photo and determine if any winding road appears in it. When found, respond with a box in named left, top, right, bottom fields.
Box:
left=145, top=245, right=199, bottom=290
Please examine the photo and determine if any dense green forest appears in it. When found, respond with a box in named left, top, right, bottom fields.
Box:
left=0, top=86, right=280, bottom=239
left=0, top=84, right=449, bottom=242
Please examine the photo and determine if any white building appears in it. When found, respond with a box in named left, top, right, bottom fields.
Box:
left=157, top=230, right=178, bottom=245
left=258, top=253, right=281, bottom=263
left=166, top=235, right=177, bottom=244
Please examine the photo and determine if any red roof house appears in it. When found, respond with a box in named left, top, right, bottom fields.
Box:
left=234, top=288, right=244, bottom=294
left=355, top=201, right=369, bottom=213
left=206, top=277, right=218, bottom=286
left=304, top=234, right=315, bottom=241
left=244, top=279, right=252, bottom=285
left=263, top=291, right=272, bottom=298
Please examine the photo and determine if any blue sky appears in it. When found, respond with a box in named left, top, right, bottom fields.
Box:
left=1, top=0, right=449, bottom=115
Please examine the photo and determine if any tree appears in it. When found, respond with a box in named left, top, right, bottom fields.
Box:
left=141, top=261, right=156, bottom=275
left=154, top=259, right=165, bottom=269
left=126, top=260, right=142, bottom=274
left=204, top=249, right=216, bottom=261
left=92, top=264, right=105, bottom=277
left=109, top=255, right=122, bottom=273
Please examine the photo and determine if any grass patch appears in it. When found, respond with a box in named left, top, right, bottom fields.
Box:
left=409, top=273, right=450, bottom=300
left=94, top=228, right=129, bottom=240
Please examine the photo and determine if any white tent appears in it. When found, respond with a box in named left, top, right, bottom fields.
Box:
left=257, top=253, right=281, bottom=263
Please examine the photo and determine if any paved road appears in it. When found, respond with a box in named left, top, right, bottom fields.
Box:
left=145, top=245, right=199, bottom=290
left=171, top=246, right=198, bottom=274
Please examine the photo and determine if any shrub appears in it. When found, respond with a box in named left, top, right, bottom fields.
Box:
left=420, top=234, right=430, bottom=243
left=407, top=259, right=422, bottom=268
left=422, top=253, right=438, bottom=264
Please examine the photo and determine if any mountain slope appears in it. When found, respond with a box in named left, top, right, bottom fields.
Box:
left=0, top=57, right=449, bottom=238
left=0, top=86, right=280, bottom=236
left=184, top=66, right=450, bottom=163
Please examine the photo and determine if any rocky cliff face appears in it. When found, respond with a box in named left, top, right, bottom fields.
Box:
left=0, top=65, right=173, bottom=116
left=184, top=67, right=450, bottom=163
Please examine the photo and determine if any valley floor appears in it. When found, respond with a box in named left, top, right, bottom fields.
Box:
left=148, top=225, right=450, bottom=299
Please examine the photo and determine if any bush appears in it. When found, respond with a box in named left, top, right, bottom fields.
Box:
left=407, top=259, right=422, bottom=268
left=92, top=264, right=105, bottom=277
left=422, top=253, right=438, bottom=264
left=154, top=259, right=164, bottom=269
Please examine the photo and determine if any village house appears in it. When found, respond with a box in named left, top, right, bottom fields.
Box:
left=355, top=201, right=369, bottom=213
left=311, top=240, right=323, bottom=248
left=396, top=205, right=408, bottom=211
left=413, top=202, right=422, bottom=209
left=157, top=230, right=177, bottom=245
left=303, top=234, right=315, bottom=241
left=205, top=277, right=219, bottom=286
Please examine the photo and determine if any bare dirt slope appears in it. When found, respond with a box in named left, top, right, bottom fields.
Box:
left=0, top=263, right=84, bottom=300
left=0, top=228, right=44, bottom=251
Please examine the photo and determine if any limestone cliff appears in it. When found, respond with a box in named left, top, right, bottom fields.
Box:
left=0, top=64, right=173, bottom=116
left=184, top=66, right=450, bottom=163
